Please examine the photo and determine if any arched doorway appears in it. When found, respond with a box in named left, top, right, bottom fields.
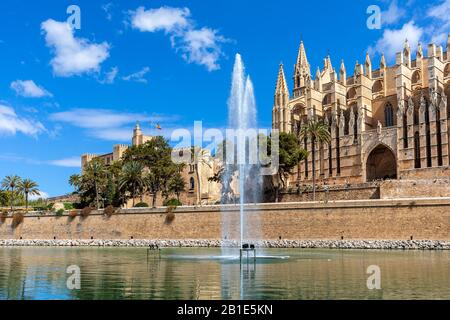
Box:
left=366, top=144, right=397, bottom=181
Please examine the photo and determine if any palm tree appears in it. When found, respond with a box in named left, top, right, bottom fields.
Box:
left=119, top=161, right=145, bottom=207
left=84, top=159, right=107, bottom=209
left=18, top=179, right=40, bottom=212
left=1, top=175, right=22, bottom=212
left=299, top=119, right=331, bottom=201
left=69, top=174, right=81, bottom=193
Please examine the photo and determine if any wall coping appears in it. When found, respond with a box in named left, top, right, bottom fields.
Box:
left=12, top=197, right=450, bottom=218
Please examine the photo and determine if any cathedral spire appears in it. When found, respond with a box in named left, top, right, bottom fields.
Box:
left=295, top=41, right=309, bottom=73
left=447, top=33, right=450, bottom=51
left=417, top=43, right=423, bottom=58
left=274, top=63, right=289, bottom=107
left=380, top=53, right=386, bottom=69
left=323, top=55, right=332, bottom=71
left=364, top=52, right=372, bottom=78
left=275, top=63, right=289, bottom=95
left=339, top=59, right=346, bottom=83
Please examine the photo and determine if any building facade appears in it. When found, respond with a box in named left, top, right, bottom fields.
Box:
left=273, top=37, right=450, bottom=187
left=80, top=123, right=221, bottom=206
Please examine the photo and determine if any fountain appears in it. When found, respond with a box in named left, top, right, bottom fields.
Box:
left=222, top=53, right=262, bottom=254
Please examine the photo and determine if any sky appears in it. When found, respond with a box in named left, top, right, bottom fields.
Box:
left=1, top=0, right=449, bottom=198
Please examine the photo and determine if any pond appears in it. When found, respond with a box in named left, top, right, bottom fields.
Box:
left=0, top=247, right=449, bottom=299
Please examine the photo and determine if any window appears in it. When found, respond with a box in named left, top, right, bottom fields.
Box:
left=414, top=131, right=421, bottom=168
left=189, top=177, right=195, bottom=190
left=384, top=103, right=394, bottom=127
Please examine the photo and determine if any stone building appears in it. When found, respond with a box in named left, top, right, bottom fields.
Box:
left=80, top=123, right=220, bottom=206
left=273, top=36, right=450, bottom=187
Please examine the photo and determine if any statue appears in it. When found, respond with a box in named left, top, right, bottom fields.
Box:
left=377, top=120, right=382, bottom=135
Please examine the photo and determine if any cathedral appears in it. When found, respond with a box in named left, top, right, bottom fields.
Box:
left=272, top=36, right=450, bottom=187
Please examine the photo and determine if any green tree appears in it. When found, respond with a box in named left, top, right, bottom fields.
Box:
left=266, top=133, right=308, bottom=202
left=167, top=172, right=186, bottom=201
left=69, top=174, right=81, bottom=193
left=18, top=178, right=40, bottom=212
left=123, top=136, right=178, bottom=207
left=83, top=158, right=107, bottom=209
left=1, top=175, right=22, bottom=211
left=119, top=161, right=145, bottom=207
left=0, top=190, right=8, bottom=206
left=299, top=119, right=331, bottom=201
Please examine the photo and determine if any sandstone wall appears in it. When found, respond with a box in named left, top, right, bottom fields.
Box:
left=380, top=179, right=450, bottom=198
left=1, top=199, right=450, bottom=241
left=280, top=184, right=379, bottom=202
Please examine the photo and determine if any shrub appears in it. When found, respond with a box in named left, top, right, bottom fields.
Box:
left=164, top=198, right=182, bottom=207
left=72, top=203, right=83, bottom=209
left=165, top=212, right=175, bottom=224
left=12, top=212, right=24, bottom=228
left=134, top=202, right=149, bottom=208
left=63, top=203, right=74, bottom=210
left=80, top=207, right=92, bottom=218
left=68, top=210, right=78, bottom=218
left=104, top=205, right=116, bottom=217
left=165, top=205, right=176, bottom=224
left=47, top=203, right=55, bottom=211
left=55, top=209, right=64, bottom=216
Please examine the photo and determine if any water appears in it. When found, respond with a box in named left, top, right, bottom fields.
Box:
left=1, top=247, right=450, bottom=300
left=222, top=54, right=262, bottom=252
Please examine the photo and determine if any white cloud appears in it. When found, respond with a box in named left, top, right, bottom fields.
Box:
left=131, top=6, right=190, bottom=33
left=427, top=0, right=450, bottom=25
left=102, top=2, right=114, bottom=21
left=49, top=108, right=178, bottom=141
left=41, top=19, right=110, bottom=77
left=368, top=21, right=423, bottom=61
left=0, top=104, right=46, bottom=137
left=130, top=6, right=227, bottom=71
left=30, top=191, right=48, bottom=200
left=90, top=128, right=134, bottom=141
left=49, top=108, right=151, bottom=129
left=10, top=80, right=52, bottom=98
left=382, top=0, right=406, bottom=26
left=48, top=157, right=80, bottom=168
left=176, top=28, right=225, bottom=71
left=427, top=0, right=450, bottom=45
left=122, top=66, right=150, bottom=83
left=99, top=66, right=119, bottom=84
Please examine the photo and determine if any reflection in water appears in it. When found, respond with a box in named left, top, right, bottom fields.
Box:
left=0, top=247, right=449, bottom=300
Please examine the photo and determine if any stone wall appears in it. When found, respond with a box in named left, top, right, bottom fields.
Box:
left=279, top=184, right=380, bottom=202
left=379, top=179, right=450, bottom=198
left=1, top=198, right=450, bottom=241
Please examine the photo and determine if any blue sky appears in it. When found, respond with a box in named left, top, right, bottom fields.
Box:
left=1, top=0, right=449, bottom=197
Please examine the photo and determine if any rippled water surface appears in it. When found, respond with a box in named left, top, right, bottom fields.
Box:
left=0, top=247, right=449, bottom=299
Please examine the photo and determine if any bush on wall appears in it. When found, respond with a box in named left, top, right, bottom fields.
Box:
left=11, top=212, right=24, bottom=228
left=134, top=202, right=149, bottom=208
left=80, top=207, right=92, bottom=218
left=104, top=205, right=116, bottom=217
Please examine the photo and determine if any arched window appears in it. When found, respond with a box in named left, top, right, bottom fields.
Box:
left=412, top=70, right=421, bottom=84
left=384, top=103, right=394, bottom=127
left=372, top=80, right=383, bottom=92
left=444, top=63, right=450, bottom=78
left=189, top=177, right=195, bottom=190
left=347, top=87, right=357, bottom=99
